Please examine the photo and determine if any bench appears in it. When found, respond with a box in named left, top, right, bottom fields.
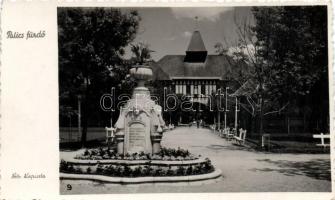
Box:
left=233, top=129, right=247, bottom=145
left=227, top=128, right=236, bottom=141
left=219, top=128, right=229, bottom=138
left=168, top=124, right=175, bottom=130
left=313, top=133, right=330, bottom=148
left=261, top=134, right=271, bottom=150
left=105, top=127, right=116, bottom=145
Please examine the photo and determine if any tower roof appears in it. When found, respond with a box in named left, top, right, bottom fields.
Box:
left=186, top=31, right=207, bottom=52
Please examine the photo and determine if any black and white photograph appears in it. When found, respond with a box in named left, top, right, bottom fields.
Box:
left=58, top=6, right=331, bottom=194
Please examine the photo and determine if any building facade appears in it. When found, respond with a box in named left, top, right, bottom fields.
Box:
left=152, top=30, right=247, bottom=103
left=151, top=30, right=247, bottom=125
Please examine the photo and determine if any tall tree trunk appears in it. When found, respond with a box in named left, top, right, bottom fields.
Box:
left=81, top=101, right=88, bottom=148
left=259, top=97, right=264, bottom=146
left=81, top=81, right=89, bottom=148
left=217, top=110, right=221, bottom=130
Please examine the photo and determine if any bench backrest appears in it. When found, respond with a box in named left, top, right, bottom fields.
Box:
left=313, top=133, right=330, bottom=145
left=105, top=127, right=115, bottom=137
left=237, top=129, right=247, bottom=139
left=242, top=130, right=247, bottom=140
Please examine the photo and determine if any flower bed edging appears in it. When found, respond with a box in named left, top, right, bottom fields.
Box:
left=64, top=156, right=204, bottom=166
left=60, top=169, right=222, bottom=183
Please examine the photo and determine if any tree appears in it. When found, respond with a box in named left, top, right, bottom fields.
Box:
left=58, top=8, right=140, bottom=146
left=216, top=6, right=328, bottom=141
left=251, top=6, right=328, bottom=133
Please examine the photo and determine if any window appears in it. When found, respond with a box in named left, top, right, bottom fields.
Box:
left=194, top=85, right=198, bottom=95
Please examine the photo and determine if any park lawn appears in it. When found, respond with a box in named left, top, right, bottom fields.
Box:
left=247, top=138, right=330, bottom=154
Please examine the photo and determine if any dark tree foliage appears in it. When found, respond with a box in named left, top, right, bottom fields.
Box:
left=252, top=6, right=328, bottom=133
left=58, top=8, right=140, bottom=146
left=216, top=6, right=328, bottom=137
left=252, top=6, right=328, bottom=102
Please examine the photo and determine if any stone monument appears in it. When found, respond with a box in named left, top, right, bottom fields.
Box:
left=114, top=64, right=165, bottom=155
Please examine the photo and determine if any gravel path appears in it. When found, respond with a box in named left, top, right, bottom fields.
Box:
left=60, top=127, right=331, bottom=194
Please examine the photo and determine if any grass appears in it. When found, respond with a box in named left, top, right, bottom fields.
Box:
left=246, top=138, right=330, bottom=154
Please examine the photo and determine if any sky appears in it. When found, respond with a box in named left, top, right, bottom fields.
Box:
left=124, top=7, right=253, bottom=61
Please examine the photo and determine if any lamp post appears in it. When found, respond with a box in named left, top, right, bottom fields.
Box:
left=216, top=88, right=224, bottom=131
left=110, top=87, right=115, bottom=127
left=234, top=96, right=239, bottom=131
left=225, top=87, right=230, bottom=129
left=77, top=95, right=81, bottom=141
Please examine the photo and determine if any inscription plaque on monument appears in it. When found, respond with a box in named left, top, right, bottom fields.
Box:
left=128, top=122, right=146, bottom=153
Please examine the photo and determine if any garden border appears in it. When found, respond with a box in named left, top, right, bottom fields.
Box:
left=65, top=157, right=205, bottom=166
left=60, top=169, right=222, bottom=183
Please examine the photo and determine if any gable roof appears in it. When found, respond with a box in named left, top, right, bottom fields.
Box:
left=151, top=62, right=170, bottom=80
left=151, top=54, right=249, bottom=81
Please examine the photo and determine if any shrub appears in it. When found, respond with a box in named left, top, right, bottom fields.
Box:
left=132, top=166, right=143, bottom=177
left=176, top=166, right=185, bottom=176
left=139, top=151, right=145, bottom=157
left=114, top=165, right=124, bottom=177
left=166, top=166, right=174, bottom=176
left=60, top=160, right=69, bottom=172
left=204, top=158, right=214, bottom=173
left=76, top=147, right=197, bottom=161
left=90, top=149, right=98, bottom=156
left=186, top=165, right=193, bottom=175
left=154, top=166, right=164, bottom=176
left=193, top=164, right=202, bottom=174
left=108, top=149, right=115, bottom=158
left=98, top=147, right=104, bottom=156
left=61, top=160, right=215, bottom=177
left=143, top=165, right=153, bottom=176
left=68, top=164, right=75, bottom=173
left=124, top=153, right=131, bottom=159
left=104, top=165, right=115, bottom=176
left=96, top=164, right=104, bottom=174
left=123, top=165, right=133, bottom=177
left=74, top=166, right=83, bottom=174
left=84, top=149, right=90, bottom=156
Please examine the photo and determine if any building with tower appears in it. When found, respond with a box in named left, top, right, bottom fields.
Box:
left=151, top=29, right=248, bottom=125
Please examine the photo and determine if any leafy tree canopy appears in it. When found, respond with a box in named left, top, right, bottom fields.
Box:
left=58, top=8, right=140, bottom=100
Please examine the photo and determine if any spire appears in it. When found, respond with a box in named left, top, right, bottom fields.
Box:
left=184, top=29, right=208, bottom=63
left=195, top=16, right=199, bottom=30
left=186, top=30, right=207, bottom=52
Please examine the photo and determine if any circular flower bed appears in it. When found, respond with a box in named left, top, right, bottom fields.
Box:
left=60, top=158, right=215, bottom=177
left=74, top=147, right=198, bottom=161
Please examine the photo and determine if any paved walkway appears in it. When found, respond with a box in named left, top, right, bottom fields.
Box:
left=61, top=127, right=331, bottom=194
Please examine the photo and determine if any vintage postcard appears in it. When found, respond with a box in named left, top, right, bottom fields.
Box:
left=0, top=1, right=333, bottom=199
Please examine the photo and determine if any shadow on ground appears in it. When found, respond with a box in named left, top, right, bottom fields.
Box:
left=250, top=158, right=331, bottom=181
left=205, top=144, right=255, bottom=152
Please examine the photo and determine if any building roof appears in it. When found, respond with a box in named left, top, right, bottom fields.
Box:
left=151, top=62, right=170, bottom=80
left=152, top=54, right=249, bottom=80
left=186, top=31, right=207, bottom=52
left=151, top=30, right=250, bottom=81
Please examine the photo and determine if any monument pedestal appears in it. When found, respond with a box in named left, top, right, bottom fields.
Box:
left=151, top=133, right=163, bottom=154
left=115, top=133, right=125, bottom=155
left=114, top=64, right=165, bottom=155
